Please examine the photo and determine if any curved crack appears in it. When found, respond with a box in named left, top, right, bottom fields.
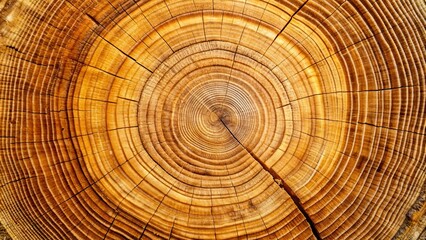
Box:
left=218, top=117, right=322, bottom=240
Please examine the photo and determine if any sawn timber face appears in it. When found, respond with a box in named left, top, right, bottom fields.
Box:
left=0, top=0, right=425, bottom=239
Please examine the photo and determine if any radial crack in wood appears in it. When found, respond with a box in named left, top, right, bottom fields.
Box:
left=219, top=116, right=322, bottom=240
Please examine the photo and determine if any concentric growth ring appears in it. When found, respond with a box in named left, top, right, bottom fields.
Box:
left=0, top=0, right=425, bottom=239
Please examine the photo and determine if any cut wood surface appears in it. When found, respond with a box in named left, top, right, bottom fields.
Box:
left=0, top=0, right=425, bottom=239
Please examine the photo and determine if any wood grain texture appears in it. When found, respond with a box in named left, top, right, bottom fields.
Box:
left=0, top=0, right=425, bottom=239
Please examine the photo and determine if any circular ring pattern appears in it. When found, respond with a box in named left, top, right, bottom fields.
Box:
left=0, top=0, right=425, bottom=239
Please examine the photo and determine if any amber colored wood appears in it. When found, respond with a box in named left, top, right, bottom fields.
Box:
left=0, top=0, right=425, bottom=239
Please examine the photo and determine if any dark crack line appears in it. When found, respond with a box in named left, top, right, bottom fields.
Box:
left=168, top=218, right=176, bottom=240
left=218, top=118, right=322, bottom=240
left=272, top=0, right=309, bottom=42
left=5, top=45, right=23, bottom=54
left=86, top=13, right=100, bottom=25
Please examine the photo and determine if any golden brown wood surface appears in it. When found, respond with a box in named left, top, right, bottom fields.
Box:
left=0, top=0, right=425, bottom=239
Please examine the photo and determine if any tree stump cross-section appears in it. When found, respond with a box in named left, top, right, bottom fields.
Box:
left=0, top=0, right=425, bottom=239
